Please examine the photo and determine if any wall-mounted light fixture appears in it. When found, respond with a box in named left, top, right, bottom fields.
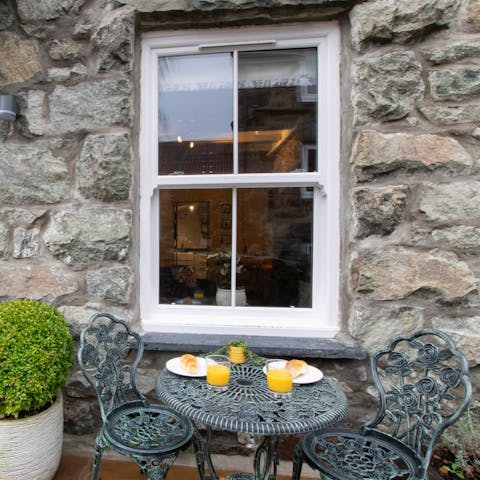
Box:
left=0, top=95, right=19, bottom=121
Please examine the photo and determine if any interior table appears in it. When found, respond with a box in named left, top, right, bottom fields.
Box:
left=156, top=361, right=348, bottom=480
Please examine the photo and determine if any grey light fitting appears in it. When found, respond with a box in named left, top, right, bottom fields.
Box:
left=0, top=95, right=19, bottom=121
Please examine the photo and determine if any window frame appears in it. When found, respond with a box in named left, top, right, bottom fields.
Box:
left=140, top=22, right=340, bottom=337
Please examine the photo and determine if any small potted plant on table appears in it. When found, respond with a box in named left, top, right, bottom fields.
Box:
left=0, top=298, right=74, bottom=480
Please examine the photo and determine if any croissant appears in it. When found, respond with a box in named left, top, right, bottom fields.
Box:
left=286, top=359, right=308, bottom=378
left=180, top=354, right=199, bottom=374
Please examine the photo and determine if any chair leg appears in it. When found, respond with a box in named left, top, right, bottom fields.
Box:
left=292, top=441, right=304, bottom=480
left=91, top=441, right=104, bottom=480
left=132, top=453, right=177, bottom=480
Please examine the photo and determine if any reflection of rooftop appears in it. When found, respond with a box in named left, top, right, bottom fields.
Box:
left=158, top=129, right=293, bottom=175
left=158, top=142, right=232, bottom=175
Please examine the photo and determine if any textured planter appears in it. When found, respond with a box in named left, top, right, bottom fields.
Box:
left=216, top=287, right=247, bottom=306
left=0, top=393, right=63, bottom=480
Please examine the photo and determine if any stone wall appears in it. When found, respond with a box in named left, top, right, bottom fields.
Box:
left=348, top=1, right=480, bottom=357
left=0, top=0, right=479, bottom=444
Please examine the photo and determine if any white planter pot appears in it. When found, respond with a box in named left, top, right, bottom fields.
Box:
left=0, top=393, right=63, bottom=480
left=216, top=287, right=247, bottom=306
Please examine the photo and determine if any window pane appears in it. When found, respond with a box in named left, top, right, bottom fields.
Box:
left=159, top=189, right=231, bottom=305
left=238, top=49, right=317, bottom=174
left=238, top=188, right=312, bottom=308
left=159, top=187, right=313, bottom=308
left=158, top=54, right=233, bottom=175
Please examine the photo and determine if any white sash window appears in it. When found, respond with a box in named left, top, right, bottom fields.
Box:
left=140, top=23, right=340, bottom=337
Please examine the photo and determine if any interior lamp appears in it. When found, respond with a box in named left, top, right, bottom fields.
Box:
left=0, top=95, right=19, bottom=121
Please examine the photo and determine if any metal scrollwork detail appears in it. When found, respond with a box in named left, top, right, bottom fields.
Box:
left=78, top=313, right=194, bottom=480
left=110, top=409, right=190, bottom=450
left=157, top=363, right=347, bottom=436
left=379, top=336, right=466, bottom=454
left=80, top=318, right=140, bottom=415
left=363, top=330, right=472, bottom=467
left=311, top=433, right=413, bottom=480
left=293, top=329, right=471, bottom=480
left=132, top=454, right=178, bottom=480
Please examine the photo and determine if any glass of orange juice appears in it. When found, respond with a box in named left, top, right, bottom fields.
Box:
left=206, top=355, right=231, bottom=391
left=266, top=359, right=293, bottom=397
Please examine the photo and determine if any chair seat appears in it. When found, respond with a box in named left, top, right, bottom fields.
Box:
left=104, top=401, right=193, bottom=456
left=301, top=427, right=426, bottom=480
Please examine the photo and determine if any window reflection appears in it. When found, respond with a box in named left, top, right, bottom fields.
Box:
left=157, top=49, right=317, bottom=176
left=238, top=49, right=317, bottom=174
left=159, top=188, right=312, bottom=307
left=157, top=48, right=317, bottom=307
left=158, top=54, right=233, bottom=175
left=238, top=188, right=312, bottom=308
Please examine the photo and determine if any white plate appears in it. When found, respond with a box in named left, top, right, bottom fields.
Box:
left=166, top=356, right=207, bottom=377
left=262, top=360, right=323, bottom=384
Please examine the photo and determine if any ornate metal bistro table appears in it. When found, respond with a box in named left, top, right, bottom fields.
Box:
left=156, top=362, right=348, bottom=480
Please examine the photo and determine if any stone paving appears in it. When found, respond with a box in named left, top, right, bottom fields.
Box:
left=54, top=452, right=314, bottom=480
left=57, top=433, right=316, bottom=479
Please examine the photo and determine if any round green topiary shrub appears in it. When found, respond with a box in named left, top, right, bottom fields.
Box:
left=0, top=299, right=74, bottom=419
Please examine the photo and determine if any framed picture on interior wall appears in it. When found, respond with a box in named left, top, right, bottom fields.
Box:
left=221, top=218, right=231, bottom=229
left=221, top=203, right=231, bottom=214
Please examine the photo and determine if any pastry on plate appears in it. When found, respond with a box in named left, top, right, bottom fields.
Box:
left=180, top=353, right=199, bottom=374
left=285, top=359, right=308, bottom=378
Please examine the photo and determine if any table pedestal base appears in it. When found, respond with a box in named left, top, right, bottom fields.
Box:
left=193, top=425, right=279, bottom=480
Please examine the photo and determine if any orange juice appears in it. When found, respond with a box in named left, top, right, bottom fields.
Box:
left=207, top=364, right=230, bottom=386
left=267, top=369, right=293, bottom=393
left=229, top=345, right=246, bottom=364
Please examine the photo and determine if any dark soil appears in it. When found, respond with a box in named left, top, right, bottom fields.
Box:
left=428, top=446, right=480, bottom=480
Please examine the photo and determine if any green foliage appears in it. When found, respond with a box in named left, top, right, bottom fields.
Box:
left=441, top=408, right=480, bottom=479
left=0, top=299, right=74, bottom=419
left=206, top=251, right=245, bottom=289
left=440, top=462, right=465, bottom=479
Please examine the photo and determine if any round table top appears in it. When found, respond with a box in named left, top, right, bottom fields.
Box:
left=156, top=362, right=348, bottom=436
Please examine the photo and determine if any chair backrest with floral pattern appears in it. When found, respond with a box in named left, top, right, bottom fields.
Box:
left=78, top=312, right=147, bottom=421
left=364, top=329, right=472, bottom=468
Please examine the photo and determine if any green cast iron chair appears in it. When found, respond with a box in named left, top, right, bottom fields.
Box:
left=78, top=312, right=194, bottom=480
left=292, top=329, right=472, bottom=480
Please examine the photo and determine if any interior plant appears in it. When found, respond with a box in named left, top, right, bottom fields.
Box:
left=206, top=250, right=245, bottom=289
left=0, top=298, right=74, bottom=419
left=0, top=298, right=74, bottom=480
